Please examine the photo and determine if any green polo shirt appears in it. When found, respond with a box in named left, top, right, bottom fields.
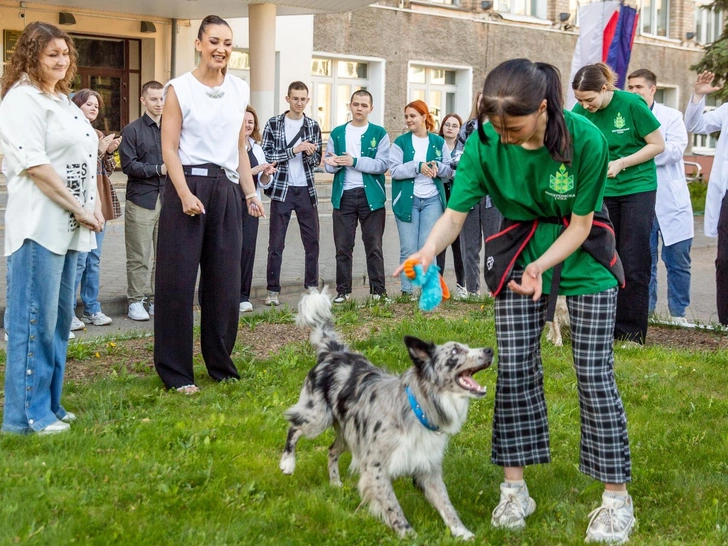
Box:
left=573, top=89, right=660, bottom=197
left=448, top=110, right=617, bottom=296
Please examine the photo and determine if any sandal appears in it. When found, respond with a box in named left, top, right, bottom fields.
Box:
left=176, top=385, right=200, bottom=395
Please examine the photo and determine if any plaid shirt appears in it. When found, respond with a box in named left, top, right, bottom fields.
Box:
left=261, top=112, right=322, bottom=205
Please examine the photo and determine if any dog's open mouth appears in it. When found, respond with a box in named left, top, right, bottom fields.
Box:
left=456, top=367, right=487, bottom=396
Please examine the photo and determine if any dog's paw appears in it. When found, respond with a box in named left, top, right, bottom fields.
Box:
left=280, top=455, right=296, bottom=475
left=451, top=526, right=474, bottom=541
left=329, top=478, right=342, bottom=487
left=395, top=525, right=415, bottom=539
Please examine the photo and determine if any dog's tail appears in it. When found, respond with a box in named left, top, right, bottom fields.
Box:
left=297, top=287, right=347, bottom=355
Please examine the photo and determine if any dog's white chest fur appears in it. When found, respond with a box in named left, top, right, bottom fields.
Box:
left=388, top=428, right=449, bottom=478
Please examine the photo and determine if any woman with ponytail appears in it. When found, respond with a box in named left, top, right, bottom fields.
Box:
left=389, top=99, right=452, bottom=297
left=395, top=59, right=635, bottom=543
left=572, top=63, right=664, bottom=346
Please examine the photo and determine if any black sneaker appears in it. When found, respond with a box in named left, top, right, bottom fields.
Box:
left=333, top=293, right=350, bottom=304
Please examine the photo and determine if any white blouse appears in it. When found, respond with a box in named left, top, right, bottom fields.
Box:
left=0, top=81, right=98, bottom=256
left=165, top=72, right=250, bottom=183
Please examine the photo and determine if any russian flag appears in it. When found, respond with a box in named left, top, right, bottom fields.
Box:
left=566, top=2, right=639, bottom=108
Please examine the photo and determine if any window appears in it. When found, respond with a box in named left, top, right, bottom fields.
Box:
left=408, top=65, right=458, bottom=129
left=641, top=0, right=669, bottom=38
left=695, top=2, right=723, bottom=45
left=692, top=96, right=722, bottom=155
left=493, top=0, right=546, bottom=19
left=654, top=86, right=677, bottom=109
left=311, top=57, right=370, bottom=137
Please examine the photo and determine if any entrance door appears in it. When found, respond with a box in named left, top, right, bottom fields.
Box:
left=71, top=35, right=141, bottom=134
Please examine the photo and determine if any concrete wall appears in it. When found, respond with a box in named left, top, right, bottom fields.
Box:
left=313, top=4, right=706, bottom=137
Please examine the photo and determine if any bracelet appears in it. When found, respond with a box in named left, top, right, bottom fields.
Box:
left=620, top=158, right=626, bottom=171
left=245, top=193, right=257, bottom=200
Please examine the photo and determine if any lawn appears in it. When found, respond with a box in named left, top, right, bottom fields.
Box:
left=0, top=300, right=727, bottom=545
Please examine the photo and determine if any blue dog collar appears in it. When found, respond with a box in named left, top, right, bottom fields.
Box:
left=406, top=385, right=440, bottom=432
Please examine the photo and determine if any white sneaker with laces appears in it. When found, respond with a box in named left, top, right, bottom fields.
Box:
left=670, top=316, right=694, bottom=327
left=70, top=316, right=85, bottom=331
left=82, top=312, right=113, bottom=326
left=62, top=412, right=76, bottom=423
left=491, top=481, right=536, bottom=530
left=371, top=293, right=391, bottom=304
left=265, top=291, right=279, bottom=306
left=456, top=284, right=468, bottom=300
left=128, top=302, right=150, bottom=321
left=239, top=301, right=253, bottom=313
left=585, top=492, right=635, bottom=544
left=68, top=331, right=75, bottom=340
left=148, top=302, right=154, bottom=316
left=333, top=293, right=350, bottom=304
left=37, top=420, right=71, bottom=435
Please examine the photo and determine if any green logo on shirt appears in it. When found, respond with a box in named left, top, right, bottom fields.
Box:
left=370, top=137, right=377, bottom=148
left=549, top=164, right=574, bottom=194
left=614, top=113, right=626, bottom=129
left=435, top=149, right=442, bottom=158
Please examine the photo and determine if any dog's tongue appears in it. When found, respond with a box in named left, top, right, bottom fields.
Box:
left=459, top=375, right=484, bottom=392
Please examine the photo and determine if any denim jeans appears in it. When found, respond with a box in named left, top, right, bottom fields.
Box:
left=74, top=228, right=106, bottom=315
left=2, top=239, right=77, bottom=433
left=649, top=218, right=692, bottom=317
left=395, top=195, right=444, bottom=293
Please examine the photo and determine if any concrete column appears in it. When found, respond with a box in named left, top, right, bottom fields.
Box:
left=248, top=4, right=277, bottom=122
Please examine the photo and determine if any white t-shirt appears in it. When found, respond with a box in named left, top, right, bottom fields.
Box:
left=165, top=71, right=249, bottom=182
left=412, top=134, right=438, bottom=199
left=343, top=123, right=368, bottom=191
left=285, top=116, right=307, bottom=187
left=0, top=81, right=98, bottom=256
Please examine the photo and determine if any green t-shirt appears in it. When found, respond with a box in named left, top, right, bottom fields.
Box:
left=449, top=110, right=617, bottom=296
left=572, top=89, right=660, bottom=197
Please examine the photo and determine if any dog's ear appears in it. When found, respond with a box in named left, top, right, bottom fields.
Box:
left=404, top=336, right=435, bottom=369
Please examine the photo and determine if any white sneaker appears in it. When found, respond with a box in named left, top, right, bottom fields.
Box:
left=333, top=293, right=350, bottom=304
left=70, top=316, right=85, bottom=331
left=128, top=302, right=150, bottom=321
left=68, top=331, right=75, bottom=340
left=585, top=492, right=635, bottom=544
left=670, top=316, right=694, bottom=327
left=148, top=303, right=154, bottom=316
left=456, top=284, right=468, bottom=300
left=37, top=420, right=71, bottom=435
left=239, top=301, right=253, bottom=313
left=82, top=312, right=112, bottom=326
left=61, top=412, right=76, bottom=423
left=265, top=291, right=279, bottom=306
left=4, top=331, right=8, bottom=342
left=371, top=293, right=392, bottom=304
left=491, top=482, right=536, bottom=530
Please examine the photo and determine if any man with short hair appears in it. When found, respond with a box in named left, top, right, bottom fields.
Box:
left=627, top=69, right=693, bottom=325
left=119, top=80, right=166, bottom=321
left=261, top=81, right=322, bottom=306
left=324, top=90, right=390, bottom=303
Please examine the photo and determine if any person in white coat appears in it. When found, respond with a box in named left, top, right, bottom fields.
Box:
left=685, top=70, right=728, bottom=326
left=627, top=69, right=693, bottom=325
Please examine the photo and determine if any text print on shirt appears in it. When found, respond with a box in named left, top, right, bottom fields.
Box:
left=545, top=164, right=576, bottom=202
left=612, top=112, right=630, bottom=135
left=66, top=162, right=90, bottom=231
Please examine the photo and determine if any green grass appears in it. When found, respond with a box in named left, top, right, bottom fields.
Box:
left=689, top=180, right=708, bottom=215
left=1, top=305, right=727, bottom=545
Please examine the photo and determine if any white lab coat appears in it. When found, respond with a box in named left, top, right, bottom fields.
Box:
left=684, top=95, right=728, bottom=238
left=652, top=102, right=694, bottom=246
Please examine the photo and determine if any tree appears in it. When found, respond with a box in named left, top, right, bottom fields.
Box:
left=691, top=0, right=728, bottom=100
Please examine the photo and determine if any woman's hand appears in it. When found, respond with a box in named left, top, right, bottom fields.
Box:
left=98, top=133, right=116, bottom=155
left=393, top=247, right=437, bottom=278
left=507, top=262, right=543, bottom=301
left=694, top=71, right=721, bottom=97
left=106, top=135, right=122, bottom=154
left=419, top=161, right=438, bottom=178
left=73, top=208, right=103, bottom=232
left=247, top=195, right=266, bottom=218
left=607, top=159, right=624, bottom=178
left=181, top=192, right=205, bottom=217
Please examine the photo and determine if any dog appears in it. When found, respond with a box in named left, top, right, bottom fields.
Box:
left=280, top=288, right=493, bottom=539
left=546, top=295, right=570, bottom=346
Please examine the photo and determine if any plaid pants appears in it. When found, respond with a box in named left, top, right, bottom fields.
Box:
left=491, top=273, right=631, bottom=484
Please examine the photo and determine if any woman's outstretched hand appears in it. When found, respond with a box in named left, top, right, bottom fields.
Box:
left=507, top=262, right=543, bottom=301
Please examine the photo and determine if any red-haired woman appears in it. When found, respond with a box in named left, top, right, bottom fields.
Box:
left=0, top=22, right=102, bottom=434
left=389, top=100, right=452, bottom=297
